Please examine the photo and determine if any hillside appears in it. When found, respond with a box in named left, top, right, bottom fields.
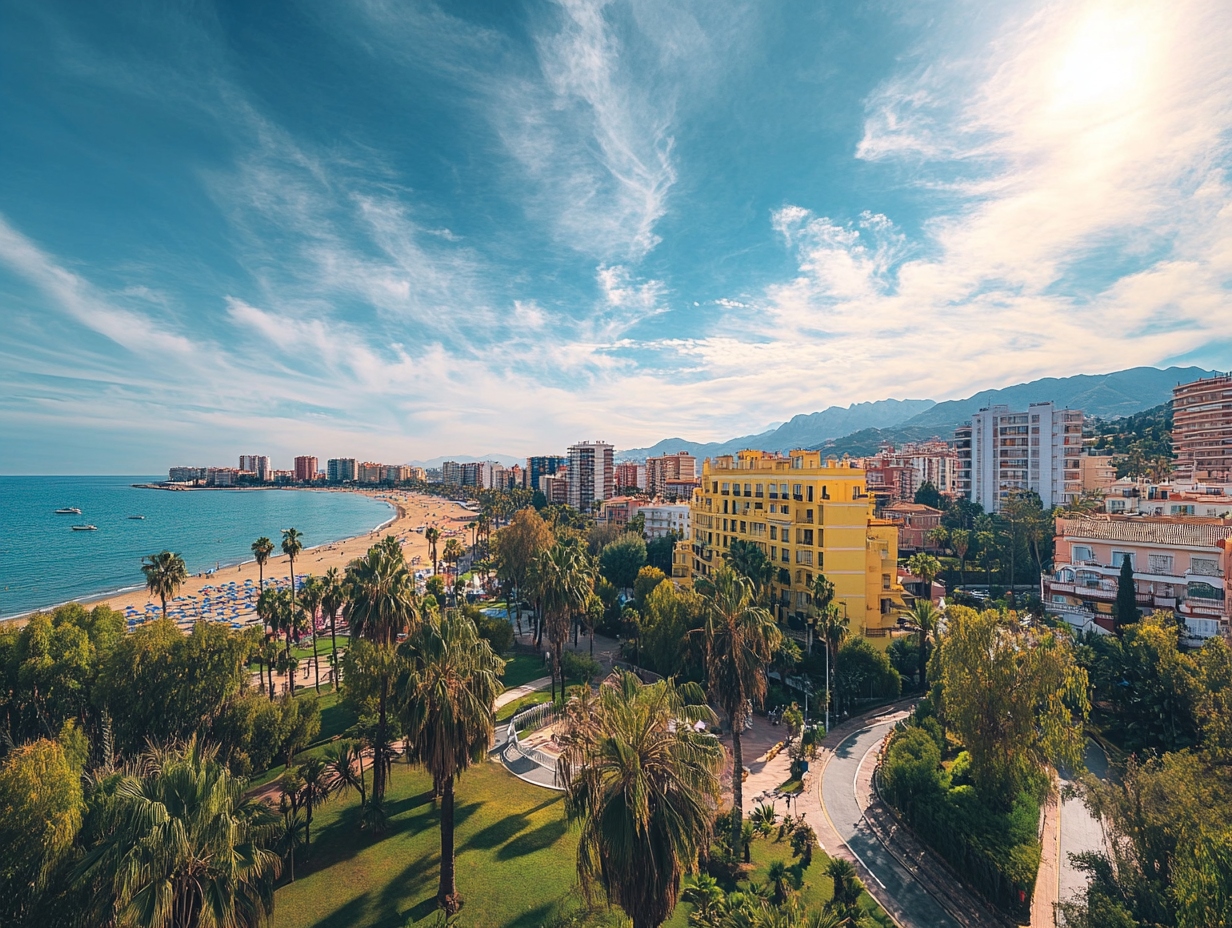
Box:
left=618, top=365, right=1219, bottom=461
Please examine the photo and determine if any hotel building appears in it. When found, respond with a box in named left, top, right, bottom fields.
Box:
left=687, top=450, right=909, bottom=637
left=567, top=441, right=615, bottom=510
left=525, top=455, right=567, bottom=492
left=1173, top=373, right=1232, bottom=484
left=327, top=458, right=357, bottom=483
left=294, top=456, right=318, bottom=482
left=958, top=402, right=1083, bottom=512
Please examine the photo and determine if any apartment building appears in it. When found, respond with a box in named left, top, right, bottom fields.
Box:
left=383, top=464, right=412, bottom=483
left=541, top=472, right=569, bottom=504
left=1173, top=373, right=1232, bottom=483
left=614, top=461, right=646, bottom=491
left=640, top=503, right=690, bottom=540
left=168, top=466, right=207, bottom=484
left=239, top=455, right=271, bottom=481
left=599, top=496, right=644, bottom=528
left=687, top=450, right=909, bottom=636
left=358, top=462, right=383, bottom=483
left=959, top=402, right=1082, bottom=512
left=525, top=455, right=567, bottom=492
left=206, top=467, right=238, bottom=487
left=1045, top=515, right=1232, bottom=639
left=294, top=456, right=318, bottom=482
left=880, top=502, right=944, bottom=553
left=409, top=466, right=427, bottom=482
left=1079, top=454, right=1118, bottom=492
left=327, top=458, right=357, bottom=482
left=1103, top=479, right=1232, bottom=518
left=646, top=451, right=696, bottom=498
left=441, top=461, right=464, bottom=486
left=567, top=441, right=615, bottom=510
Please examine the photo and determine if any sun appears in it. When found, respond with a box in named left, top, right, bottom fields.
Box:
left=1050, top=6, right=1156, bottom=113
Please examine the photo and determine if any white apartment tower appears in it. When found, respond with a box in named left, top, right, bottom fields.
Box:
left=961, top=403, right=1083, bottom=512
left=567, top=441, right=615, bottom=510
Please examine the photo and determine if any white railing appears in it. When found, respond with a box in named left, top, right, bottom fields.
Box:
left=507, top=702, right=562, bottom=770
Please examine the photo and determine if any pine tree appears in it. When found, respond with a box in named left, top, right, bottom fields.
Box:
left=1114, top=556, right=1138, bottom=635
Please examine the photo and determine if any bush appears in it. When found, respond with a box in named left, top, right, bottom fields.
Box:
left=468, top=606, right=514, bottom=654
left=561, top=650, right=601, bottom=684
left=835, top=638, right=901, bottom=709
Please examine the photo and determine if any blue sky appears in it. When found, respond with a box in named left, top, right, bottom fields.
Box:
left=1, top=0, right=1230, bottom=473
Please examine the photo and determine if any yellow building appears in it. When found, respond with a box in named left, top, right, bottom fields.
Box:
left=688, top=449, right=909, bottom=638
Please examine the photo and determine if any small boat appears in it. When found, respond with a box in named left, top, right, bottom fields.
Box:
left=71, top=524, right=98, bottom=531
left=128, top=515, right=145, bottom=520
left=55, top=507, right=82, bottom=514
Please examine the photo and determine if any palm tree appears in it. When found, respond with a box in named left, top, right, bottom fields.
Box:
left=345, top=543, right=420, bottom=804
left=825, top=857, right=860, bottom=916
left=806, top=573, right=836, bottom=655
left=950, top=528, right=970, bottom=587
left=693, top=564, right=782, bottom=841
left=321, top=567, right=345, bottom=687
left=72, top=737, right=281, bottom=927
left=425, top=527, right=441, bottom=575
left=443, top=538, right=465, bottom=600
left=299, top=577, right=324, bottom=693
left=531, top=540, right=593, bottom=700
left=282, top=526, right=304, bottom=617
left=816, top=604, right=849, bottom=730
left=141, top=550, right=188, bottom=623
left=910, top=599, right=939, bottom=689
left=556, top=671, right=722, bottom=928
left=298, top=755, right=332, bottom=849
left=251, top=536, right=274, bottom=590
left=906, top=552, right=940, bottom=609
left=323, top=738, right=366, bottom=811
left=400, top=610, right=504, bottom=914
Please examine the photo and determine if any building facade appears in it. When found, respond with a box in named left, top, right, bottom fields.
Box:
left=687, top=450, right=909, bottom=636
left=239, top=455, right=271, bottom=480
left=961, top=403, right=1082, bottom=512
left=525, top=455, right=567, bottom=492
left=646, top=451, right=696, bottom=498
left=541, top=473, right=569, bottom=504
left=327, top=458, right=357, bottom=482
left=294, top=456, right=318, bottom=482
left=441, top=461, right=464, bottom=486
left=640, top=503, right=690, bottom=540
left=614, top=461, right=645, bottom=491
left=168, top=466, right=206, bottom=483
left=880, top=502, right=944, bottom=552
left=1173, top=373, right=1232, bottom=484
left=1045, top=515, right=1232, bottom=640
left=567, top=441, right=615, bottom=510
left=1079, top=454, right=1118, bottom=493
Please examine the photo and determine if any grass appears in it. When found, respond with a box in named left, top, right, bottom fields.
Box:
left=777, top=778, right=804, bottom=795
left=498, top=652, right=552, bottom=690
left=272, top=761, right=615, bottom=928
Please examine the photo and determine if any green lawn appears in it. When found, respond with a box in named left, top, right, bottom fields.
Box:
left=498, top=652, right=551, bottom=690
left=273, top=759, right=889, bottom=928
left=273, top=761, right=621, bottom=928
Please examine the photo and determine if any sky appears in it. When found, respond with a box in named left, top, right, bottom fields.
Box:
left=1, top=0, right=1230, bottom=474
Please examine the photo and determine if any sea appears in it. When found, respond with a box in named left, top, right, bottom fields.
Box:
left=0, top=476, right=396, bottom=620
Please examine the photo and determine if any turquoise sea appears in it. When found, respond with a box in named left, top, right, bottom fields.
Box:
left=0, top=476, right=395, bottom=619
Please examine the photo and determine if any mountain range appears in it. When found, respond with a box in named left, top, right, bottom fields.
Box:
left=617, top=365, right=1220, bottom=461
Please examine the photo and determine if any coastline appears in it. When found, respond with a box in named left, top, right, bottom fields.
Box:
left=1, top=489, right=475, bottom=628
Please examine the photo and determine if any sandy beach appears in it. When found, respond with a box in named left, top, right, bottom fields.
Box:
left=31, top=490, right=478, bottom=627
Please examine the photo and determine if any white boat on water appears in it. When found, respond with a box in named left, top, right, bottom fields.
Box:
left=128, top=515, right=145, bottom=520
left=71, top=524, right=98, bottom=531
left=55, top=507, right=82, bottom=514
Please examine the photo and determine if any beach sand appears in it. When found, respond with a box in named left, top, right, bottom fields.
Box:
left=53, top=490, right=477, bottom=625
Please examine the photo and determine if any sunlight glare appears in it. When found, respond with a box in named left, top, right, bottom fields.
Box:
left=1050, top=8, right=1154, bottom=113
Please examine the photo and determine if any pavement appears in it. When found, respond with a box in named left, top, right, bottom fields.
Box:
left=1057, top=742, right=1112, bottom=908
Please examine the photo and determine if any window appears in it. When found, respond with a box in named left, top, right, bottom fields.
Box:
left=807, top=485, right=814, bottom=502
left=882, top=574, right=891, bottom=590
left=770, top=526, right=778, bottom=540
left=781, top=505, right=790, bottom=516
left=1191, top=556, right=1220, bottom=576
left=755, top=483, right=764, bottom=497
left=795, top=550, right=813, bottom=566
left=781, top=548, right=790, bottom=563
left=744, top=483, right=752, bottom=497
left=740, top=521, right=747, bottom=533
left=721, top=482, right=730, bottom=495
left=1148, top=554, right=1174, bottom=575
left=817, top=506, right=824, bottom=524
left=1111, top=551, right=1135, bottom=569
left=723, top=500, right=729, bottom=514
left=769, top=484, right=779, bottom=499
left=798, top=528, right=813, bottom=546
left=793, top=484, right=803, bottom=500
left=770, top=546, right=777, bottom=560
left=1072, top=545, right=1094, bottom=563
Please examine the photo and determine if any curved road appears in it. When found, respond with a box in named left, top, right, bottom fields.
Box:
left=821, top=720, right=961, bottom=928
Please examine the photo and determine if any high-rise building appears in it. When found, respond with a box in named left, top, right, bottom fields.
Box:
left=327, top=458, right=357, bottom=482
left=961, top=403, right=1082, bottom=512
left=541, top=472, right=569, bottom=504
left=646, top=451, right=696, bottom=498
left=687, top=450, right=909, bottom=634
left=238, top=455, right=271, bottom=480
left=441, top=461, right=464, bottom=486
left=168, top=466, right=206, bottom=484
left=567, top=441, right=615, bottom=510
left=525, top=455, right=567, bottom=492
left=358, top=462, right=383, bottom=483
left=614, top=461, right=644, bottom=491
left=294, top=456, right=318, bottom=482
left=1173, top=373, right=1232, bottom=484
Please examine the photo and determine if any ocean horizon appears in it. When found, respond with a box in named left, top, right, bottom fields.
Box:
left=0, top=476, right=395, bottom=619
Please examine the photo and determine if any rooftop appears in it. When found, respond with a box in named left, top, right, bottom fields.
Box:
left=1056, top=516, right=1232, bottom=548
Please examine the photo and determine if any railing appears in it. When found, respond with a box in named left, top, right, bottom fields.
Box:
left=507, top=702, right=562, bottom=771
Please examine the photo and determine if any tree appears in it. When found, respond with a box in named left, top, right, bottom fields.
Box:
left=600, top=533, right=647, bottom=591
left=694, top=565, right=782, bottom=840
left=557, top=671, right=722, bottom=928
left=443, top=538, right=465, bottom=597
left=1114, top=556, right=1138, bottom=635
left=73, top=737, right=281, bottom=928
left=914, top=481, right=943, bottom=509
left=806, top=573, right=835, bottom=655
left=825, top=857, right=861, bottom=916
left=141, top=550, right=188, bottom=623
left=299, top=576, right=324, bottom=693
left=950, top=528, right=970, bottom=586
left=531, top=540, right=594, bottom=699
left=323, top=738, right=366, bottom=811
left=0, top=739, right=83, bottom=927
left=251, top=537, right=274, bottom=590
left=816, top=604, right=849, bottom=727
left=320, top=567, right=346, bottom=687
left=910, top=599, right=939, bottom=688
left=282, top=527, right=304, bottom=619
left=931, top=606, right=1089, bottom=804
left=906, top=552, right=940, bottom=606
left=492, top=508, right=555, bottom=635
left=634, top=565, right=667, bottom=608
left=345, top=542, right=421, bottom=804
left=425, top=527, right=441, bottom=576
left=400, top=610, right=504, bottom=914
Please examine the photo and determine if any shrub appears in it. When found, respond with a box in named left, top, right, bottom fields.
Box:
left=561, top=650, right=601, bottom=684
left=468, top=606, right=514, bottom=654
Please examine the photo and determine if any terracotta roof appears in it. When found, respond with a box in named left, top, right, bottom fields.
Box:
left=1056, top=517, right=1232, bottom=548
left=882, top=502, right=943, bottom=514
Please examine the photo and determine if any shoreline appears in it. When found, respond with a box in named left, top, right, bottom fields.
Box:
left=1, top=490, right=475, bottom=628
